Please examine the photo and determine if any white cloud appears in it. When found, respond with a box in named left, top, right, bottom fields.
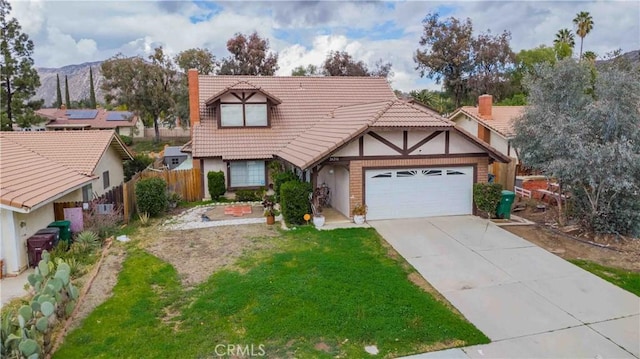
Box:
left=6, top=0, right=639, bottom=91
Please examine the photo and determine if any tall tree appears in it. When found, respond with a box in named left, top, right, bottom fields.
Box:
left=101, top=47, right=178, bottom=142
left=468, top=30, right=516, bottom=100
left=55, top=74, right=62, bottom=108
left=553, top=28, right=575, bottom=60
left=573, top=11, right=594, bottom=60
left=0, top=0, right=41, bottom=130
left=218, top=32, right=278, bottom=75
left=173, top=48, right=217, bottom=126
left=64, top=75, right=71, bottom=109
left=414, top=13, right=474, bottom=108
left=582, top=51, right=597, bottom=63
left=506, top=45, right=557, bottom=102
left=292, top=64, right=319, bottom=76
left=322, top=51, right=392, bottom=77
left=89, top=67, right=97, bottom=108
left=512, top=59, right=640, bottom=235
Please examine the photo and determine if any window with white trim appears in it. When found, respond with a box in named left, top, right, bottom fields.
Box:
left=229, top=161, right=266, bottom=187
left=220, top=103, right=268, bottom=127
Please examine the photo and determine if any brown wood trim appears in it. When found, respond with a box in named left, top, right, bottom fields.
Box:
left=406, top=131, right=443, bottom=154
left=403, top=131, right=408, bottom=152
left=321, top=153, right=490, bottom=164
left=507, top=140, right=511, bottom=157
left=445, top=131, right=450, bottom=154
left=367, top=132, right=404, bottom=155
left=358, top=137, right=364, bottom=157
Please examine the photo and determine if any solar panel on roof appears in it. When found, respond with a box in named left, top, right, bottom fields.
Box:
left=66, top=110, right=99, bottom=119
left=106, top=111, right=133, bottom=121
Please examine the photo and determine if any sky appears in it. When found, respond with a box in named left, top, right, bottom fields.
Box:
left=8, top=0, right=640, bottom=92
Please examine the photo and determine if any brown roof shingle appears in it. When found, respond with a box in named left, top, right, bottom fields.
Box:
left=194, top=76, right=397, bottom=160
left=0, top=130, right=132, bottom=176
left=0, top=136, right=93, bottom=211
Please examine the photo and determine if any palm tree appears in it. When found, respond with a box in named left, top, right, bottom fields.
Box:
left=554, top=28, right=575, bottom=48
left=573, top=11, right=594, bottom=60
left=583, top=51, right=597, bottom=63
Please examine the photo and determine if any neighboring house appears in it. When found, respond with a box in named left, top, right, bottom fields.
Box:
left=187, top=71, right=510, bottom=220
left=0, top=130, right=133, bottom=275
left=163, top=146, right=189, bottom=170
left=35, top=105, right=144, bottom=137
left=449, top=95, right=525, bottom=190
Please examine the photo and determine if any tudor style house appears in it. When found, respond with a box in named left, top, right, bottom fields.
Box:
left=186, top=70, right=509, bottom=220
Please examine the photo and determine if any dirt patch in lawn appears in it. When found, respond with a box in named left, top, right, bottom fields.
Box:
left=69, top=246, right=126, bottom=331
left=142, top=223, right=279, bottom=287
left=504, top=200, right=640, bottom=272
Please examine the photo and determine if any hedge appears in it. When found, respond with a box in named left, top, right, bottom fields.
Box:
left=280, top=181, right=311, bottom=225
left=135, top=177, right=168, bottom=217
left=207, top=171, right=226, bottom=200
left=273, top=171, right=299, bottom=202
left=473, top=183, right=503, bottom=218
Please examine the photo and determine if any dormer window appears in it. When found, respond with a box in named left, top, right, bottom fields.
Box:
left=205, top=81, right=282, bottom=129
left=221, top=102, right=268, bottom=127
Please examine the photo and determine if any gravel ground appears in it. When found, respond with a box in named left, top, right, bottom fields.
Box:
left=161, top=204, right=267, bottom=230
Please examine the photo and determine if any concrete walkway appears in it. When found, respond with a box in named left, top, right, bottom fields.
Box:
left=371, top=216, right=639, bottom=358
left=0, top=268, right=33, bottom=308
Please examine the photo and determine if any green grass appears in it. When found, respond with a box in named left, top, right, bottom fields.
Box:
left=569, top=259, right=640, bottom=296
left=129, top=138, right=189, bottom=153
left=55, top=228, right=488, bottom=358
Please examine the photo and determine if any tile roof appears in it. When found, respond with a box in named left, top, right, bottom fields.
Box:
left=0, top=130, right=133, bottom=176
left=193, top=76, right=397, bottom=160
left=193, top=76, right=508, bottom=168
left=279, top=100, right=456, bottom=168
left=164, top=146, right=187, bottom=157
left=0, top=135, right=93, bottom=211
left=36, top=108, right=138, bottom=130
left=454, top=106, right=525, bottom=138
left=205, top=80, right=282, bottom=105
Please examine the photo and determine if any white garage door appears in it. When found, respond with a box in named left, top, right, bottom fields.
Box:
left=365, top=167, right=473, bottom=220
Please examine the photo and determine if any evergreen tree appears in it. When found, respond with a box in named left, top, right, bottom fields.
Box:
left=0, top=0, right=41, bottom=130
left=89, top=67, right=97, bottom=108
left=64, top=75, right=71, bottom=109
left=55, top=74, right=62, bottom=108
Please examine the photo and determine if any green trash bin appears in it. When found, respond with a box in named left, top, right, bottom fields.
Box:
left=496, top=190, right=516, bottom=219
left=48, top=220, right=72, bottom=245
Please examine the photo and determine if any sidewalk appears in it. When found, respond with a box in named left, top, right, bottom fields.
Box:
left=0, top=269, right=33, bottom=308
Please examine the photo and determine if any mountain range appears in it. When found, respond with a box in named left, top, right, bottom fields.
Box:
left=33, top=50, right=639, bottom=108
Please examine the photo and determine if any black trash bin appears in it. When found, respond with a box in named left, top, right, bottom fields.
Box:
left=35, top=227, right=61, bottom=247
left=27, top=233, right=56, bottom=267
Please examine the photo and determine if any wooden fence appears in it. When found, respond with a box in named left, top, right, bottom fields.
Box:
left=123, top=167, right=202, bottom=222
left=491, top=161, right=517, bottom=191
left=143, top=128, right=190, bottom=138
left=54, top=185, right=124, bottom=221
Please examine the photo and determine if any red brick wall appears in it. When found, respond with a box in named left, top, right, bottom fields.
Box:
left=188, top=69, right=200, bottom=136
left=348, top=156, right=489, bottom=214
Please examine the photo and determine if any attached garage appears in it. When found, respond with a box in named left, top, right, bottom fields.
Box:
left=365, top=166, right=474, bottom=220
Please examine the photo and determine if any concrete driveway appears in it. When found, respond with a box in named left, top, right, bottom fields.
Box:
left=371, top=216, right=639, bottom=358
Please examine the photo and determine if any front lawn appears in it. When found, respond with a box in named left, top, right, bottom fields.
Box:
left=570, top=259, right=640, bottom=296
left=55, top=228, right=488, bottom=358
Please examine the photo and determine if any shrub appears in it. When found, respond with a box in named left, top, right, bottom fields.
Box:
left=473, top=183, right=503, bottom=219
left=281, top=181, right=312, bottom=225
left=573, top=186, right=640, bottom=236
left=83, top=201, right=122, bottom=240
left=73, top=231, right=100, bottom=253
left=273, top=171, right=299, bottom=202
left=207, top=171, right=226, bottom=201
left=135, top=177, right=168, bottom=217
left=124, top=153, right=153, bottom=181
left=235, top=188, right=265, bottom=202
left=120, top=135, right=133, bottom=146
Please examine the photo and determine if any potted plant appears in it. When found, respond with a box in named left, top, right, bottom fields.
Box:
left=352, top=203, right=367, bottom=224
left=262, top=196, right=278, bottom=225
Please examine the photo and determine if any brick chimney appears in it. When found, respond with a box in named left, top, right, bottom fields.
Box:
left=188, top=69, right=200, bottom=134
left=478, top=94, right=492, bottom=120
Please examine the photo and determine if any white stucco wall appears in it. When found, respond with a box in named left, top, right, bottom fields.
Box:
left=219, top=93, right=267, bottom=103
left=453, top=114, right=478, bottom=134
left=449, top=131, right=483, bottom=154
left=363, top=134, right=400, bottom=156
left=333, top=140, right=359, bottom=157
left=408, top=131, right=446, bottom=155
left=202, top=158, right=226, bottom=199
left=373, top=131, right=403, bottom=148
left=91, top=146, right=125, bottom=197
left=1, top=203, right=56, bottom=274
left=332, top=166, right=350, bottom=217
left=57, top=188, right=84, bottom=203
